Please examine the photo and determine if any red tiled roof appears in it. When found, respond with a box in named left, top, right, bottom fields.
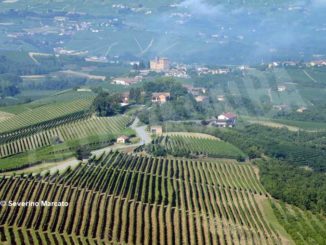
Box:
left=222, top=112, right=237, bottom=119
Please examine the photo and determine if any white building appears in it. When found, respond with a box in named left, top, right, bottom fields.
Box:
left=214, top=113, right=237, bottom=128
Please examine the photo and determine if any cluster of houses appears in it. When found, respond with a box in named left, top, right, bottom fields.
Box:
left=112, top=76, right=143, bottom=86
left=118, top=91, right=171, bottom=106
left=165, top=67, right=189, bottom=79
left=182, top=84, right=209, bottom=103
left=196, top=67, right=230, bottom=76
left=268, top=60, right=326, bottom=68
left=307, top=60, right=326, bottom=67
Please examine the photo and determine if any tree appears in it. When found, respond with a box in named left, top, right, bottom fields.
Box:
left=76, top=146, right=91, bottom=160
left=92, top=92, right=123, bottom=117
left=129, top=87, right=142, bottom=103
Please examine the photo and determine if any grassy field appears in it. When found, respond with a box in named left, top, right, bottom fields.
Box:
left=0, top=151, right=291, bottom=244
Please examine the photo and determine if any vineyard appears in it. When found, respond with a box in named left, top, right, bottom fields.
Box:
left=0, top=152, right=290, bottom=244
left=144, top=135, right=246, bottom=159
left=0, top=115, right=131, bottom=159
left=0, top=95, right=94, bottom=135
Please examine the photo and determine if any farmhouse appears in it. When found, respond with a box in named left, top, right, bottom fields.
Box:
left=151, top=92, right=170, bottom=104
left=297, top=107, right=307, bottom=113
left=117, top=136, right=129, bottom=144
left=217, top=95, right=225, bottom=101
left=215, top=112, right=237, bottom=128
left=277, top=85, right=287, bottom=92
left=150, top=126, right=163, bottom=135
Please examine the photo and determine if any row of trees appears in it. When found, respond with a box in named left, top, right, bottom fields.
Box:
left=22, top=75, right=87, bottom=90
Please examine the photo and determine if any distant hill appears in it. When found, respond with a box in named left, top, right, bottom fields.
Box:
left=0, top=0, right=324, bottom=64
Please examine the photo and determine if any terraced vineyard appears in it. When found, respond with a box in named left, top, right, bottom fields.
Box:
left=147, top=135, right=246, bottom=159
left=0, top=116, right=131, bottom=158
left=0, top=95, right=94, bottom=135
left=0, top=152, right=290, bottom=244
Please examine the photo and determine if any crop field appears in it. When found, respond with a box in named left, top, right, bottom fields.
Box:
left=0, top=96, right=94, bottom=134
left=0, top=115, right=131, bottom=159
left=149, top=135, right=245, bottom=159
left=0, top=151, right=290, bottom=244
left=272, top=201, right=326, bottom=245
left=0, top=111, right=14, bottom=122
left=164, top=132, right=219, bottom=139
left=242, top=69, right=307, bottom=108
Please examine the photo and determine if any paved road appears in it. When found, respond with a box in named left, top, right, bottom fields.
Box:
left=130, top=117, right=151, bottom=145
left=43, top=117, right=151, bottom=174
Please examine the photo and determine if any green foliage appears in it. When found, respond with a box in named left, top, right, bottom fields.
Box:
left=275, top=103, right=326, bottom=123
left=272, top=201, right=326, bottom=245
left=145, top=144, right=167, bottom=157
left=0, top=73, right=22, bottom=97
left=258, top=159, right=326, bottom=213
left=211, top=124, right=326, bottom=171
left=75, top=145, right=91, bottom=160
left=129, top=87, right=143, bottom=104
left=0, top=52, right=61, bottom=75
left=92, top=92, right=123, bottom=117
left=139, top=94, right=205, bottom=124
left=163, top=122, right=326, bottom=213
left=143, top=78, right=188, bottom=98
left=22, top=75, right=87, bottom=90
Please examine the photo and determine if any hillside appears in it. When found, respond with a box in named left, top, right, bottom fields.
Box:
left=0, top=151, right=293, bottom=244
left=0, top=0, right=324, bottom=64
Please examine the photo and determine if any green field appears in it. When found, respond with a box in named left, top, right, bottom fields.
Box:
left=0, top=151, right=291, bottom=244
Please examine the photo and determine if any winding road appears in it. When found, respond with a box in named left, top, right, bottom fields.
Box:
left=42, top=117, right=151, bottom=174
